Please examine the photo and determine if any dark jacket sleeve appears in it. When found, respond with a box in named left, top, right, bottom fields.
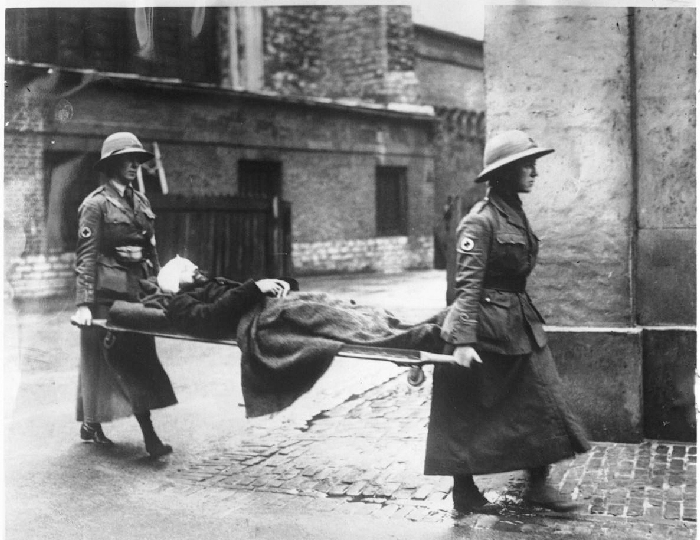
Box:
left=75, top=197, right=103, bottom=306
left=440, top=211, right=492, bottom=345
left=166, top=279, right=265, bottom=336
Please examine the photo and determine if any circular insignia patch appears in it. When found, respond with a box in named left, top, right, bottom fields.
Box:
left=458, top=237, right=475, bottom=253
left=80, top=226, right=92, bottom=239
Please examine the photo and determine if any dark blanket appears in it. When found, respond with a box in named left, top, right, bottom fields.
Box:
left=236, top=292, right=446, bottom=417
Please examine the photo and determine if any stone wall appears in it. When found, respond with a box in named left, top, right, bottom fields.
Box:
left=485, top=6, right=634, bottom=326
left=484, top=5, right=695, bottom=327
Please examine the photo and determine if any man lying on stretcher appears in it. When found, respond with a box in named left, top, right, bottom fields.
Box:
left=107, top=255, right=447, bottom=416
left=151, top=255, right=299, bottom=338
left=158, top=255, right=295, bottom=299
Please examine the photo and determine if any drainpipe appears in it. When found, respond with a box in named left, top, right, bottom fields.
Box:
left=627, top=7, right=639, bottom=328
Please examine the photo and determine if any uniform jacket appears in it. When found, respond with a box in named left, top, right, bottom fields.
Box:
left=75, top=181, right=160, bottom=306
left=441, top=190, right=547, bottom=355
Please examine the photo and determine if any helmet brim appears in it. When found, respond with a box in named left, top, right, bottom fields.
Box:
left=93, top=149, right=155, bottom=171
left=476, top=147, right=554, bottom=183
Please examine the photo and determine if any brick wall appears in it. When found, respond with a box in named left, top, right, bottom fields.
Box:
left=293, top=235, right=433, bottom=275
left=263, top=6, right=325, bottom=95
left=262, top=5, right=417, bottom=103
left=6, top=254, right=75, bottom=299
left=4, top=85, right=50, bottom=294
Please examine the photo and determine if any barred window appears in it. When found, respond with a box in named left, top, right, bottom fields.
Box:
left=238, top=160, right=282, bottom=199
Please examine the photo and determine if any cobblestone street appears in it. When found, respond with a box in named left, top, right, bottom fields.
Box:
left=172, top=370, right=697, bottom=539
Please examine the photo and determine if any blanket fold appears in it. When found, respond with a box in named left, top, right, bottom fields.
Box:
left=236, top=292, right=446, bottom=417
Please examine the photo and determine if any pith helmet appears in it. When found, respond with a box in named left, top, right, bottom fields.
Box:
left=476, top=130, right=554, bottom=182
left=94, top=132, right=154, bottom=171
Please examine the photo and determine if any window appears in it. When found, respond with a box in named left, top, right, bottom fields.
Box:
left=6, top=8, right=219, bottom=83
left=238, top=160, right=282, bottom=199
left=376, top=166, right=408, bottom=236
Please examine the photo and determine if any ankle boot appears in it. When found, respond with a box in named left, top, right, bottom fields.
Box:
left=523, top=466, right=580, bottom=512
left=144, top=434, right=173, bottom=458
left=452, top=475, right=500, bottom=514
left=80, top=422, right=114, bottom=445
left=135, top=412, right=173, bottom=458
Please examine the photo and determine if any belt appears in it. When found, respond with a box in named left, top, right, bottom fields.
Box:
left=483, top=276, right=526, bottom=293
left=114, top=245, right=144, bottom=263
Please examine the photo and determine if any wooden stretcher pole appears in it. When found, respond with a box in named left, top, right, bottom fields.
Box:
left=72, top=320, right=455, bottom=387
left=153, top=142, right=169, bottom=194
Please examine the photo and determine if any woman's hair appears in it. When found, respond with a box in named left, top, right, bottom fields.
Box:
left=487, top=161, right=523, bottom=193
left=99, top=156, right=124, bottom=178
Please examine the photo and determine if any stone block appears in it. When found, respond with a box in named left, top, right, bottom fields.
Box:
left=636, top=228, right=696, bottom=325
left=547, top=327, right=643, bottom=443
left=643, top=328, right=696, bottom=442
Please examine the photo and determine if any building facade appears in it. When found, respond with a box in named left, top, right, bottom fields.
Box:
left=5, top=6, right=456, bottom=298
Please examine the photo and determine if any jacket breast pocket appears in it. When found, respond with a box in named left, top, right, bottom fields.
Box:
left=96, top=257, right=129, bottom=295
left=105, top=207, right=132, bottom=226
left=476, top=290, right=512, bottom=343
left=494, top=232, right=529, bottom=272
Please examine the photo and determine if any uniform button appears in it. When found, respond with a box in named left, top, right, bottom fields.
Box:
left=460, top=314, right=470, bottom=322
left=485, top=297, right=491, bottom=303
left=142, top=230, right=148, bottom=236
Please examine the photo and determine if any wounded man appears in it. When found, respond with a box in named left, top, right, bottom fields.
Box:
left=107, top=256, right=446, bottom=417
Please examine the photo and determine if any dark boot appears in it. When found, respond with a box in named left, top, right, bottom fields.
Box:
left=135, top=412, right=172, bottom=458
left=452, top=475, right=500, bottom=515
left=80, top=422, right=114, bottom=445
left=523, top=466, right=580, bottom=512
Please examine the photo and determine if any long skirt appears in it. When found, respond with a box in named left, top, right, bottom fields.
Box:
left=76, top=304, right=178, bottom=423
left=424, top=344, right=590, bottom=476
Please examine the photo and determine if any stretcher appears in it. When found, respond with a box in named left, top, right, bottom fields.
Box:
left=76, top=319, right=456, bottom=386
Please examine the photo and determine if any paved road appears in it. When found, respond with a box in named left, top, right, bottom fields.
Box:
left=4, top=270, right=696, bottom=539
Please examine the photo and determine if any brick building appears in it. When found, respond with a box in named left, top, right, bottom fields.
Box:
left=6, top=6, right=485, bottom=298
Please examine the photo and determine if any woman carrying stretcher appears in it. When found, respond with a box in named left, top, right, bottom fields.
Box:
left=424, top=130, right=591, bottom=515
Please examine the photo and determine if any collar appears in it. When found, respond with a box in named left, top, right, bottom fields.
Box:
left=103, top=181, right=133, bottom=211
left=108, top=179, right=133, bottom=198
left=487, top=190, right=527, bottom=230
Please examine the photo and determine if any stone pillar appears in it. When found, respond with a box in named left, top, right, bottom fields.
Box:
left=633, top=8, right=696, bottom=441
